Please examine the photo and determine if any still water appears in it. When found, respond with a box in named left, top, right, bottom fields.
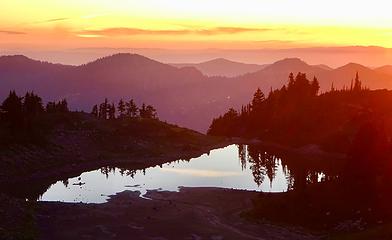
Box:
left=40, top=144, right=330, bottom=203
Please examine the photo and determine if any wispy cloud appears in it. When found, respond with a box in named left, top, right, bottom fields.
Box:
left=77, top=27, right=272, bottom=37
left=254, top=40, right=295, bottom=44
left=0, top=30, right=26, bottom=35
left=45, top=17, right=69, bottom=23
left=32, top=18, right=70, bottom=24
left=197, top=27, right=271, bottom=35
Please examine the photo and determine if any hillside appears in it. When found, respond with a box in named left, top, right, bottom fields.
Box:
left=0, top=111, right=223, bottom=187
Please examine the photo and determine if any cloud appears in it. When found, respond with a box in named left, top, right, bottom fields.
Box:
left=197, top=27, right=271, bottom=35
left=0, top=30, right=26, bottom=35
left=32, top=18, right=70, bottom=24
left=77, top=26, right=272, bottom=37
left=44, top=17, right=69, bottom=23
left=254, top=40, right=295, bottom=44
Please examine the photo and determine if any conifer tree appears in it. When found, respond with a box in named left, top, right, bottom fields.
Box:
left=145, top=105, right=157, bottom=119
left=108, top=103, right=116, bottom=120
left=0, top=90, right=23, bottom=129
left=251, top=88, right=265, bottom=111
left=91, top=105, right=98, bottom=118
left=126, top=99, right=138, bottom=117
left=117, top=99, right=126, bottom=117
left=23, top=92, right=44, bottom=117
left=139, top=103, right=147, bottom=118
left=353, top=72, right=362, bottom=91
left=330, top=82, right=335, bottom=92
left=288, top=72, right=295, bottom=89
left=311, top=77, right=320, bottom=96
left=98, top=98, right=109, bottom=119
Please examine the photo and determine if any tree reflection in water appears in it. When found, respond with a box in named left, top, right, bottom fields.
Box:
left=238, top=144, right=340, bottom=191
left=10, top=144, right=342, bottom=202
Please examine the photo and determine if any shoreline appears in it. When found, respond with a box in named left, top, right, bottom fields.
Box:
left=1, top=140, right=233, bottom=195
left=2, top=136, right=352, bottom=240
left=2, top=137, right=347, bottom=196
left=36, top=187, right=318, bottom=240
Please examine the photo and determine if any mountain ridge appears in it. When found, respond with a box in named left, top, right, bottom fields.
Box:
left=171, top=58, right=266, bottom=77
left=1, top=53, right=392, bottom=132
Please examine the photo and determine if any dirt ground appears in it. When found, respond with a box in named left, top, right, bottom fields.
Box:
left=36, top=187, right=319, bottom=240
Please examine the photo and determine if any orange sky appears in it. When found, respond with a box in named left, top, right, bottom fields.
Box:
left=1, top=0, right=392, bottom=50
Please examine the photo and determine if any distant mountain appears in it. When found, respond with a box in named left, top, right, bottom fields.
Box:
left=235, top=58, right=328, bottom=92
left=1, top=53, right=392, bottom=133
left=8, top=45, right=392, bottom=68
left=318, top=63, right=392, bottom=91
left=0, top=55, right=75, bottom=101
left=375, top=65, right=392, bottom=77
left=171, top=58, right=267, bottom=77
left=239, top=59, right=392, bottom=92
left=313, top=64, right=333, bottom=71
left=0, top=54, right=221, bottom=131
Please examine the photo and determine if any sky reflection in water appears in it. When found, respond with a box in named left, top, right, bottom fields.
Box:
left=40, top=144, right=318, bottom=203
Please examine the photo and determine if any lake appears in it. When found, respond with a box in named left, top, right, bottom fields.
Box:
left=39, top=144, right=333, bottom=203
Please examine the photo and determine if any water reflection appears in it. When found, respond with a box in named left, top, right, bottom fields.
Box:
left=26, top=144, right=340, bottom=203
left=239, top=144, right=339, bottom=192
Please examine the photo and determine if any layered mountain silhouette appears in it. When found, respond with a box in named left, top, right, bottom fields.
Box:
left=375, top=65, right=392, bottom=77
left=1, top=53, right=392, bottom=132
left=171, top=58, right=267, bottom=77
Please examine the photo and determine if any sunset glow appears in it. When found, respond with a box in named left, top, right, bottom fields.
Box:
left=1, top=0, right=392, bottom=50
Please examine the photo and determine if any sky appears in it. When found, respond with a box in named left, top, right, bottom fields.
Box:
left=1, top=0, right=392, bottom=51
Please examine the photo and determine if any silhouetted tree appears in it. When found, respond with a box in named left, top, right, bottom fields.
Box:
left=208, top=108, right=239, bottom=136
left=353, top=72, right=362, bottom=91
left=99, top=98, right=109, bottom=119
left=23, top=92, right=44, bottom=117
left=0, top=90, right=23, bottom=130
left=46, top=99, right=69, bottom=113
left=126, top=99, right=138, bottom=117
left=58, top=99, right=69, bottom=112
left=139, top=103, right=157, bottom=119
left=108, top=103, right=116, bottom=120
left=330, top=82, right=335, bottom=92
left=288, top=72, right=295, bottom=89
left=147, top=105, right=157, bottom=119
left=117, top=99, right=126, bottom=117
left=251, top=88, right=265, bottom=111
left=91, top=104, right=98, bottom=118
left=350, top=79, right=354, bottom=91
left=311, top=77, right=320, bottom=96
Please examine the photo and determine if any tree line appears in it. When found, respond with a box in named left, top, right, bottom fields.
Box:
left=0, top=90, right=68, bottom=131
left=91, top=98, right=158, bottom=120
left=208, top=72, right=321, bottom=137
left=208, top=71, right=366, bottom=146
left=0, top=90, right=159, bottom=144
